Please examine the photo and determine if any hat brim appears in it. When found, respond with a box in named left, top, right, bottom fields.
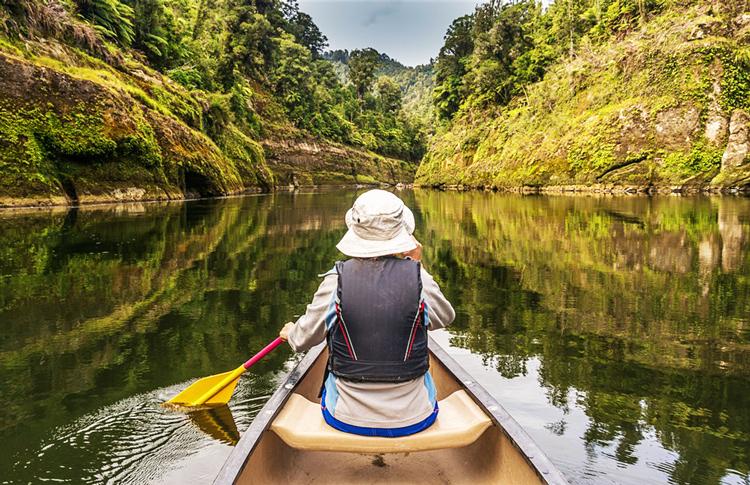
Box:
left=336, top=226, right=417, bottom=258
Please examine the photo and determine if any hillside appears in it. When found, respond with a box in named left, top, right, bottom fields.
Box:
left=0, top=0, right=419, bottom=207
left=324, top=50, right=436, bottom=129
left=418, top=0, right=750, bottom=192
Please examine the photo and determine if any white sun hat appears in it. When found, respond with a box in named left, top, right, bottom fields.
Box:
left=336, top=190, right=417, bottom=258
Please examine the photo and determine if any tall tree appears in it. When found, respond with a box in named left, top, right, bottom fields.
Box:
left=348, top=48, right=380, bottom=98
left=433, top=14, right=474, bottom=120
left=217, top=0, right=275, bottom=88
left=287, top=11, right=328, bottom=58
left=375, top=76, right=402, bottom=113
left=468, top=0, right=536, bottom=106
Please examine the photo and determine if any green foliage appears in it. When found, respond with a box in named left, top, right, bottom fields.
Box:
left=663, top=143, right=723, bottom=179
left=285, top=10, right=327, bottom=58
left=75, top=0, right=135, bottom=45
left=348, top=48, right=380, bottom=99
left=598, top=0, right=664, bottom=36
left=1, top=0, right=426, bottom=205
left=433, top=0, right=668, bottom=120
left=167, top=65, right=204, bottom=90
left=218, top=7, right=275, bottom=88
left=375, top=76, right=402, bottom=113
left=129, top=0, right=190, bottom=68
left=720, top=49, right=750, bottom=111
left=434, top=14, right=474, bottom=120
left=422, top=0, right=749, bottom=188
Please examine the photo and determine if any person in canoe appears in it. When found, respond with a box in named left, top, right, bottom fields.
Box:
left=278, top=189, right=456, bottom=437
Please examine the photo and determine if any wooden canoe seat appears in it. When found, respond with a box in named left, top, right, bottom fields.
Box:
left=270, top=390, right=492, bottom=453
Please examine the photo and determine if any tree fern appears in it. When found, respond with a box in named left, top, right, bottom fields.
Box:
left=76, top=0, right=134, bottom=45
left=143, top=32, right=168, bottom=57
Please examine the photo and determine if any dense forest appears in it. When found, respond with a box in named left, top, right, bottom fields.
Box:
left=324, top=49, right=436, bottom=129
left=420, top=0, right=750, bottom=191
left=2, top=0, right=750, bottom=205
left=0, top=0, right=427, bottom=205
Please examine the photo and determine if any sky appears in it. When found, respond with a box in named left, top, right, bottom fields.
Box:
left=297, top=1, right=479, bottom=66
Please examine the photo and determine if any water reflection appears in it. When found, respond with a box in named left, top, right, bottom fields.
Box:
left=415, top=192, right=750, bottom=485
left=187, top=406, right=240, bottom=446
left=0, top=193, right=349, bottom=483
left=0, top=191, right=748, bottom=485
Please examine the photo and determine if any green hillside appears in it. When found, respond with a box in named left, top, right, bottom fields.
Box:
left=4, top=0, right=749, bottom=204
left=0, top=0, right=421, bottom=206
left=324, top=50, right=436, bottom=130
left=418, top=0, right=750, bottom=192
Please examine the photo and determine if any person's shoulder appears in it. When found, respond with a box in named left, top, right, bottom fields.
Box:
left=317, top=265, right=339, bottom=278
left=419, top=266, right=437, bottom=282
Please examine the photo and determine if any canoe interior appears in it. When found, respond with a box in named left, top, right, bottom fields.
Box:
left=233, top=348, right=545, bottom=485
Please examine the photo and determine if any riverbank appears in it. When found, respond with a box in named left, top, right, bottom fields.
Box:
left=418, top=3, right=750, bottom=192
left=0, top=182, right=412, bottom=211
left=420, top=182, right=750, bottom=195
left=0, top=39, right=415, bottom=209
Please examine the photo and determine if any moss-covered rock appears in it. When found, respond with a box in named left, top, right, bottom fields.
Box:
left=0, top=45, right=274, bottom=207
left=263, top=136, right=415, bottom=187
left=0, top=37, right=413, bottom=206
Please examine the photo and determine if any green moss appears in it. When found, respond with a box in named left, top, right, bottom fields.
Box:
left=720, top=53, right=750, bottom=111
left=150, top=85, right=202, bottom=128
left=354, top=174, right=379, bottom=184
left=419, top=4, right=747, bottom=189
left=568, top=141, right=618, bottom=175
left=28, top=55, right=191, bottom=123
left=662, top=142, right=723, bottom=180
left=0, top=94, right=166, bottom=198
left=216, top=124, right=273, bottom=188
left=0, top=37, right=24, bottom=56
left=42, top=109, right=118, bottom=158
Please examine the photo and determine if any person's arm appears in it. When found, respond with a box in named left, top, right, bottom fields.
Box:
left=280, top=273, right=337, bottom=352
left=421, top=268, right=456, bottom=330
left=401, top=235, right=455, bottom=330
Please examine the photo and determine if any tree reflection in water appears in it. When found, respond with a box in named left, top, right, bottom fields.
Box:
left=413, top=191, right=750, bottom=485
left=0, top=191, right=748, bottom=484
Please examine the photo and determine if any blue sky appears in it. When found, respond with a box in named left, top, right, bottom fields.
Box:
left=297, top=1, right=479, bottom=66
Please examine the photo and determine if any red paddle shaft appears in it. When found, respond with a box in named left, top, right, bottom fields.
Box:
left=243, top=337, right=285, bottom=369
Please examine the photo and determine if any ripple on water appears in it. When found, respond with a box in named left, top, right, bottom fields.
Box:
left=11, top=372, right=281, bottom=484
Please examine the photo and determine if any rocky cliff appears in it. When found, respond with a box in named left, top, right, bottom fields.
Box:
left=0, top=44, right=269, bottom=206
left=0, top=40, right=415, bottom=208
left=264, top=137, right=414, bottom=187
left=418, top=3, right=750, bottom=193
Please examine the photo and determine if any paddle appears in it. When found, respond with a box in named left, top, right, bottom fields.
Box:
left=166, top=337, right=285, bottom=407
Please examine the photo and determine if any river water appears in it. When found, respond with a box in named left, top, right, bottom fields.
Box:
left=0, top=190, right=748, bottom=485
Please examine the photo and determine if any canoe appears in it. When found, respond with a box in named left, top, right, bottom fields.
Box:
left=213, top=336, right=569, bottom=484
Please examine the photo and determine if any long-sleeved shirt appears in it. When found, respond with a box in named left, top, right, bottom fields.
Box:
left=287, top=263, right=456, bottom=429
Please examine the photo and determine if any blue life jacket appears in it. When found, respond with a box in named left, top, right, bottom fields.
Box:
left=326, top=257, right=428, bottom=383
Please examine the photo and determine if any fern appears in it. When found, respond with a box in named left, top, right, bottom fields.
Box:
left=142, top=32, right=168, bottom=57
left=75, top=0, right=134, bottom=45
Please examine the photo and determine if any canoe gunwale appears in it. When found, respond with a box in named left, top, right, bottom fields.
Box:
left=213, top=338, right=569, bottom=485
left=427, top=337, right=569, bottom=485
left=213, top=342, right=327, bottom=485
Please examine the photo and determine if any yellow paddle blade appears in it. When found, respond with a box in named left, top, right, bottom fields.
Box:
left=167, top=366, right=245, bottom=407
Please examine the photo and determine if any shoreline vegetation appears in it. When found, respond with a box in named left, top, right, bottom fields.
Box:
left=2, top=182, right=748, bottom=213
left=0, top=0, right=427, bottom=208
left=418, top=0, right=750, bottom=191
left=2, top=0, right=750, bottom=206
left=421, top=183, right=750, bottom=195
